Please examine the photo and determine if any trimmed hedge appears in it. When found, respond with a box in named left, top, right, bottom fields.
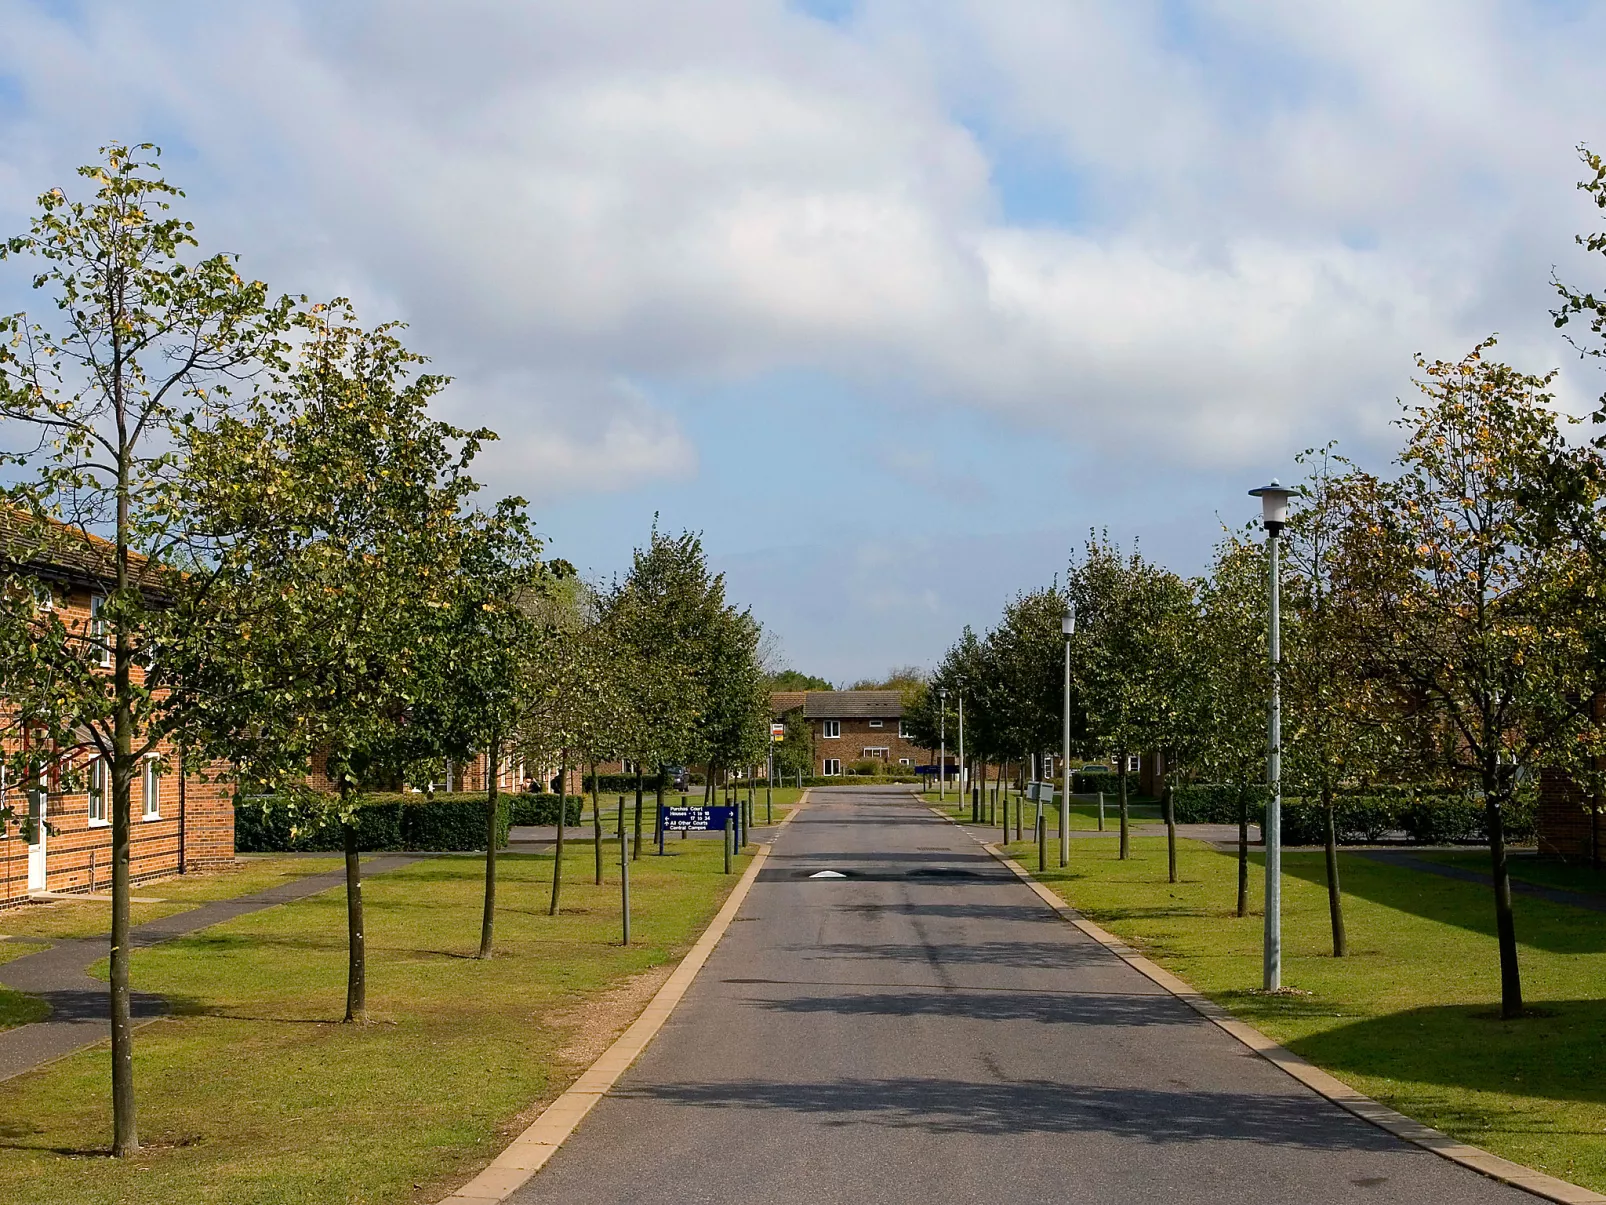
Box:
left=507, top=793, right=585, bottom=826
left=234, top=793, right=509, bottom=853
left=1171, top=784, right=1537, bottom=846
left=583, top=773, right=665, bottom=793
left=1072, top=772, right=1123, bottom=796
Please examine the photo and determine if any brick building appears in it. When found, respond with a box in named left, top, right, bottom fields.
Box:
left=771, top=690, right=928, bottom=776
left=1, top=520, right=235, bottom=906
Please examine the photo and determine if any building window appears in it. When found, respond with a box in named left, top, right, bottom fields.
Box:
left=87, top=757, right=109, bottom=826
left=1127, top=754, right=1140, bottom=773
left=823, top=758, right=841, bottom=776
left=898, top=758, right=912, bottom=766
left=862, top=747, right=889, bottom=760
left=142, top=757, right=160, bottom=820
left=898, top=721, right=913, bottom=739
left=822, top=720, right=840, bottom=739
left=90, top=594, right=112, bottom=667
left=868, top=719, right=883, bottom=729
left=31, top=581, right=54, bottom=613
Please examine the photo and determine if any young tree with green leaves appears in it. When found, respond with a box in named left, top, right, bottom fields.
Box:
left=178, top=302, right=505, bottom=1023
left=1195, top=536, right=1269, bottom=916
left=1341, top=341, right=1595, bottom=1018
left=0, top=145, right=293, bottom=1155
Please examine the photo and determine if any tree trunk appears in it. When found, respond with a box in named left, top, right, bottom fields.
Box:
left=633, top=766, right=644, bottom=861
left=342, top=811, right=366, bottom=1023
left=1486, top=789, right=1524, bottom=1019
left=1322, top=781, right=1347, bottom=958
left=109, top=745, right=137, bottom=1155
left=656, top=766, right=667, bottom=853
left=478, top=732, right=501, bottom=959
left=550, top=753, right=569, bottom=916
left=591, top=762, right=603, bottom=886
left=1163, top=779, right=1178, bottom=884
left=1118, top=752, right=1130, bottom=860
left=1236, top=782, right=1249, bottom=918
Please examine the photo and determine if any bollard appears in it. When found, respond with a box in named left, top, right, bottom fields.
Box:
left=724, top=812, right=733, bottom=875
left=1038, top=813, right=1046, bottom=872
left=1098, top=791, right=1105, bottom=831
left=620, top=828, right=631, bottom=946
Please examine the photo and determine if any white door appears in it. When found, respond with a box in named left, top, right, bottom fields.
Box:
left=25, top=787, right=46, bottom=891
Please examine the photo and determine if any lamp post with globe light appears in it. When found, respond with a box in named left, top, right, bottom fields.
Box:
left=1061, top=602, right=1076, bottom=868
left=1249, top=478, right=1294, bottom=991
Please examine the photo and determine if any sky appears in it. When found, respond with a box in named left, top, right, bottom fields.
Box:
left=1, top=1, right=1605, bottom=682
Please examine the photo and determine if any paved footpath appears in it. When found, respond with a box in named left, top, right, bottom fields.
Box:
left=510, top=786, right=1537, bottom=1205
left=0, top=853, right=418, bottom=1082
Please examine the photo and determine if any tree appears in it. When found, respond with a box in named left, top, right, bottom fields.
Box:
left=1195, top=536, right=1269, bottom=916
left=769, top=669, right=833, bottom=692
left=178, top=302, right=503, bottom=1023
left=417, top=511, right=552, bottom=956
left=0, top=145, right=292, bottom=1155
left=1280, top=448, right=1399, bottom=956
left=772, top=705, right=815, bottom=779
left=1341, top=341, right=1594, bottom=1018
left=603, top=525, right=718, bottom=857
left=1070, top=538, right=1192, bottom=865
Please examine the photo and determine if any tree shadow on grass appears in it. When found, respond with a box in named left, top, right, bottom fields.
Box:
left=1290, top=998, right=1606, bottom=1110
left=1282, top=853, right=1606, bottom=954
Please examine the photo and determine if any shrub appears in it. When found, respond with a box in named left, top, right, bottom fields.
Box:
left=847, top=760, right=880, bottom=776
left=507, top=793, right=586, bottom=826
left=582, top=773, right=665, bottom=793
left=1071, top=772, right=1123, bottom=796
left=234, top=793, right=510, bottom=853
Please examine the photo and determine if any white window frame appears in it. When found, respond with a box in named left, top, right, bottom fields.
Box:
left=898, top=757, right=912, bottom=766
left=898, top=720, right=913, bottom=739
left=822, top=720, right=840, bottom=739
left=90, top=594, right=112, bottom=667
left=868, top=719, right=883, bottom=729
left=87, top=756, right=109, bottom=827
left=822, top=758, right=841, bottom=777
left=142, top=756, right=161, bottom=820
left=31, top=581, right=54, bottom=612
left=1127, top=754, right=1141, bottom=773
left=862, top=747, right=890, bottom=760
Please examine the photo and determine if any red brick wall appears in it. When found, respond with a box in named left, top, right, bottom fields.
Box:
left=1538, top=768, right=1601, bottom=862
left=1, top=580, right=235, bottom=907
left=814, top=718, right=928, bottom=773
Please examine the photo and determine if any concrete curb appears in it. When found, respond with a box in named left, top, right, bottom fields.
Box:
left=944, top=813, right=1602, bottom=1205
left=439, top=801, right=804, bottom=1204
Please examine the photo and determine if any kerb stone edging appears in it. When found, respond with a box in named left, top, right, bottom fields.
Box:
left=925, top=806, right=1602, bottom=1205
left=439, top=796, right=806, bottom=1204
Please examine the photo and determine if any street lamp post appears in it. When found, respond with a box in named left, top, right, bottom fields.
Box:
left=1062, top=602, right=1076, bottom=868
left=1249, top=478, right=1293, bottom=991
left=939, top=687, right=948, bottom=802
left=958, top=694, right=965, bottom=813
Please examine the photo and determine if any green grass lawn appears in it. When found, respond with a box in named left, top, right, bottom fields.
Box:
left=1003, top=832, right=1606, bottom=1193
left=0, top=839, right=751, bottom=1205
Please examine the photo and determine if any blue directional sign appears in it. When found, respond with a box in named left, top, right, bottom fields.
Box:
left=660, top=805, right=736, bottom=832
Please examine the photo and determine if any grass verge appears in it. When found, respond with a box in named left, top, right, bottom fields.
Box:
left=1003, top=832, right=1606, bottom=1194
left=0, top=857, right=345, bottom=942
left=924, top=792, right=1161, bottom=830
left=0, top=839, right=751, bottom=1204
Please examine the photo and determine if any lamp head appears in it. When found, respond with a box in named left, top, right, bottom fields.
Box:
left=1062, top=601, right=1076, bottom=636
left=1248, top=479, right=1294, bottom=533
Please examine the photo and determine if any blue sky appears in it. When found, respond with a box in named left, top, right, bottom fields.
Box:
left=2, top=1, right=1605, bottom=681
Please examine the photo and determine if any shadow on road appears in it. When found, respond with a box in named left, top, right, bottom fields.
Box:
left=620, top=1077, right=1398, bottom=1149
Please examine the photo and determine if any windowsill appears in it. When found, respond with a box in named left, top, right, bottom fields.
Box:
left=87, top=818, right=110, bottom=829
left=141, top=813, right=161, bottom=822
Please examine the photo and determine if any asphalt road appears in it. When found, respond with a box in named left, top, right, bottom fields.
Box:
left=509, top=786, right=1538, bottom=1205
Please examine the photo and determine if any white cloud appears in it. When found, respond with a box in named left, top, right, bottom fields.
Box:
left=1, top=0, right=1604, bottom=499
